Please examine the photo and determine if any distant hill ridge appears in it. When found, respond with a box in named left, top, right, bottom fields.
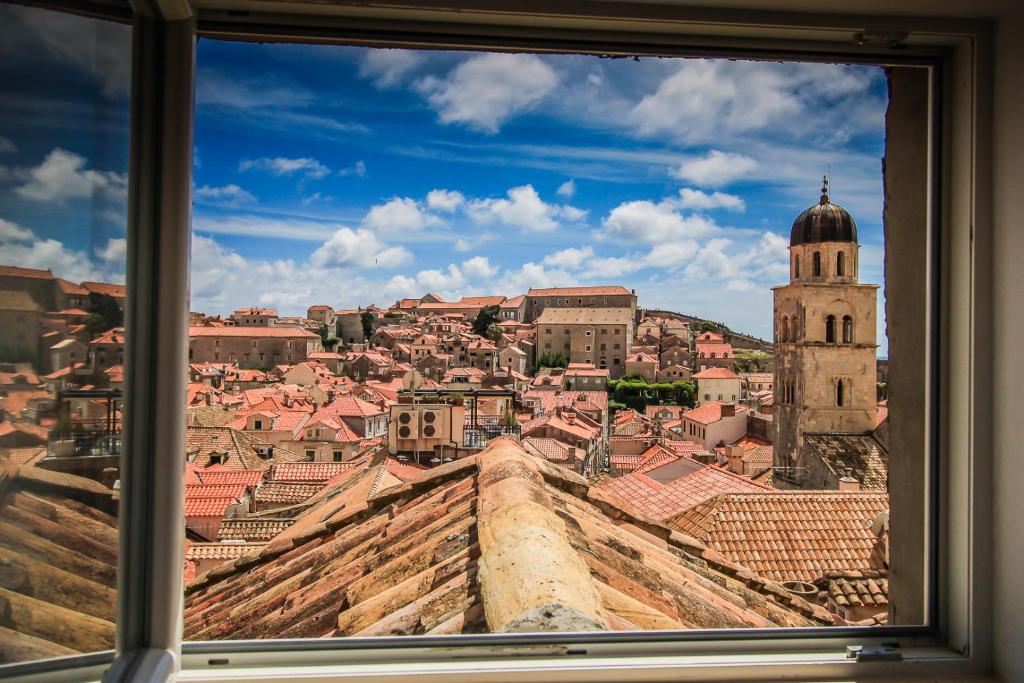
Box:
left=640, top=308, right=772, bottom=352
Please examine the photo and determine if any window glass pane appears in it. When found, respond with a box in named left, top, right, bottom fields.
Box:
left=183, top=40, right=921, bottom=644
left=0, top=4, right=130, bottom=667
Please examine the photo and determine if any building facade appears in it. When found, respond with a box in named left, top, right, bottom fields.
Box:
left=524, top=286, right=637, bottom=323
left=189, top=326, right=322, bottom=368
left=772, top=182, right=880, bottom=489
left=534, top=307, right=634, bottom=378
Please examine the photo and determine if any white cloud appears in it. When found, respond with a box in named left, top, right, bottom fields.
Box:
left=361, top=197, right=442, bottom=234
left=671, top=150, right=758, bottom=187
left=95, top=237, right=126, bottom=264
left=14, top=148, right=126, bottom=203
left=461, top=256, right=498, bottom=280
left=0, top=238, right=105, bottom=283
left=415, top=53, right=559, bottom=133
left=197, top=68, right=314, bottom=109
left=559, top=205, right=589, bottom=222
left=466, top=185, right=583, bottom=233
left=338, top=160, right=367, bottom=177
left=542, top=247, right=594, bottom=270
left=239, top=156, right=330, bottom=179
left=359, top=49, right=424, bottom=88
left=0, top=218, right=35, bottom=242
left=195, top=184, right=256, bottom=204
left=426, top=189, right=465, bottom=213
left=495, top=261, right=577, bottom=294
left=601, top=200, right=717, bottom=244
left=675, top=188, right=746, bottom=212
left=310, top=227, right=413, bottom=270
left=0, top=137, right=16, bottom=154
left=192, top=213, right=338, bottom=241
left=628, top=59, right=801, bottom=144
left=416, top=264, right=465, bottom=292
left=644, top=241, right=699, bottom=268
left=556, top=179, right=575, bottom=199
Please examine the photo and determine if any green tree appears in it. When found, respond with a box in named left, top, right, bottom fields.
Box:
left=471, top=304, right=502, bottom=336
left=85, top=292, right=123, bottom=336
left=700, top=321, right=719, bottom=333
left=360, top=311, right=374, bottom=342
left=536, top=351, right=569, bottom=369
left=486, top=322, right=504, bottom=342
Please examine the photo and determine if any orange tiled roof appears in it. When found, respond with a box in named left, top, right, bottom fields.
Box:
left=254, top=481, right=324, bottom=504
left=81, top=281, right=126, bottom=298
left=185, top=483, right=251, bottom=500
left=0, top=265, right=54, bottom=279
left=189, top=326, right=318, bottom=338
left=217, top=518, right=294, bottom=542
left=670, top=491, right=889, bottom=583
left=693, top=367, right=739, bottom=379
left=802, top=433, right=888, bottom=491
left=185, top=542, right=265, bottom=561
left=598, top=465, right=768, bottom=522
left=682, top=401, right=748, bottom=425
left=193, top=466, right=262, bottom=489
left=185, top=497, right=240, bottom=517
left=270, top=461, right=362, bottom=482
left=0, top=464, right=118, bottom=663
left=184, top=440, right=834, bottom=639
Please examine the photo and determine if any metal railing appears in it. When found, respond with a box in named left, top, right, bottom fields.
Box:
left=49, top=419, right=123, bottom=457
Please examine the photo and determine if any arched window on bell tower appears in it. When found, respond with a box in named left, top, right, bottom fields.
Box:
left=793, top=255, right=800, bottom=279
left=836, top=379, right=846, bottom=407
left=842, top=315, right=853, bottom=344
left=836, top=251, right=845, bottom=277
left=825, top=315, right=836, bottom=343
left=780, top=316, right=789, bottom=342
left=813, top=251, right=821, bottom=277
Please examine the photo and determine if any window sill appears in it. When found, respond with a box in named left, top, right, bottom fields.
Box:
left=177, top=646, right=988, bottom=683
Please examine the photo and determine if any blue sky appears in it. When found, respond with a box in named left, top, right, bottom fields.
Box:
left=0, top=5, right=890, bottom=349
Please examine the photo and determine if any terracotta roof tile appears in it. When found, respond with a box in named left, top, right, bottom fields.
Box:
left=692, top=367, right=739, bottom=379
left=598, top=466, right=767, bottom=521
left=186, top=542, right=265, bottom=561
left=669, top=491, right=889, bottom=582
left=217, top=518, right=294, bottom=542
left=183, top=441, right=835, bottom=640
left=0, top=464, right=118, bottom=663
left=682, top=401, right=748, bottom=425
left=185, top=497, right=240, bottom=517
left=803, top=433, right=888, bottom=490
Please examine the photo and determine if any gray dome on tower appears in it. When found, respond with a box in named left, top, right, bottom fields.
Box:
left=790, top=176, right=858, bottom=247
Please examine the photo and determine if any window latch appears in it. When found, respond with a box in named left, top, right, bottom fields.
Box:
left=846, top=644, right=903, bottom=662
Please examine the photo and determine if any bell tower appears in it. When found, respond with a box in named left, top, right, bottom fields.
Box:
left=772, top=177, right=879, bottom=488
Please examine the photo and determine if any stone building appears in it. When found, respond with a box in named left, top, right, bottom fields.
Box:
left=524, top=286, right=637, bottom=323
left=306, top=305, right=336, bottom=328
left=0, top=290, right=42, bottom=366
left=189, top=326, right=322, bottom=368
left=534, top=307, right=634, bottom=378
left=772, top=181, right=882, bottom=490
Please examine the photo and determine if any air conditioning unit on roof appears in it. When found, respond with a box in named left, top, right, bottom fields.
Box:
left=396, top=408, right=418, bottom=440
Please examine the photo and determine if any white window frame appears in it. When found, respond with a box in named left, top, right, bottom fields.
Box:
left=1, top=3, right=996, bottom=683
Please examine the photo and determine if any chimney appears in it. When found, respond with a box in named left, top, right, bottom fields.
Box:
left=564, top=411, right=576, bottom=425
left=720, top=403, right=736, bottom=418
left=726, top=444, right=745, bottom=474
left=693, top=450, right=716, bottom=465
left=838, top=476, right=861, bottom=492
